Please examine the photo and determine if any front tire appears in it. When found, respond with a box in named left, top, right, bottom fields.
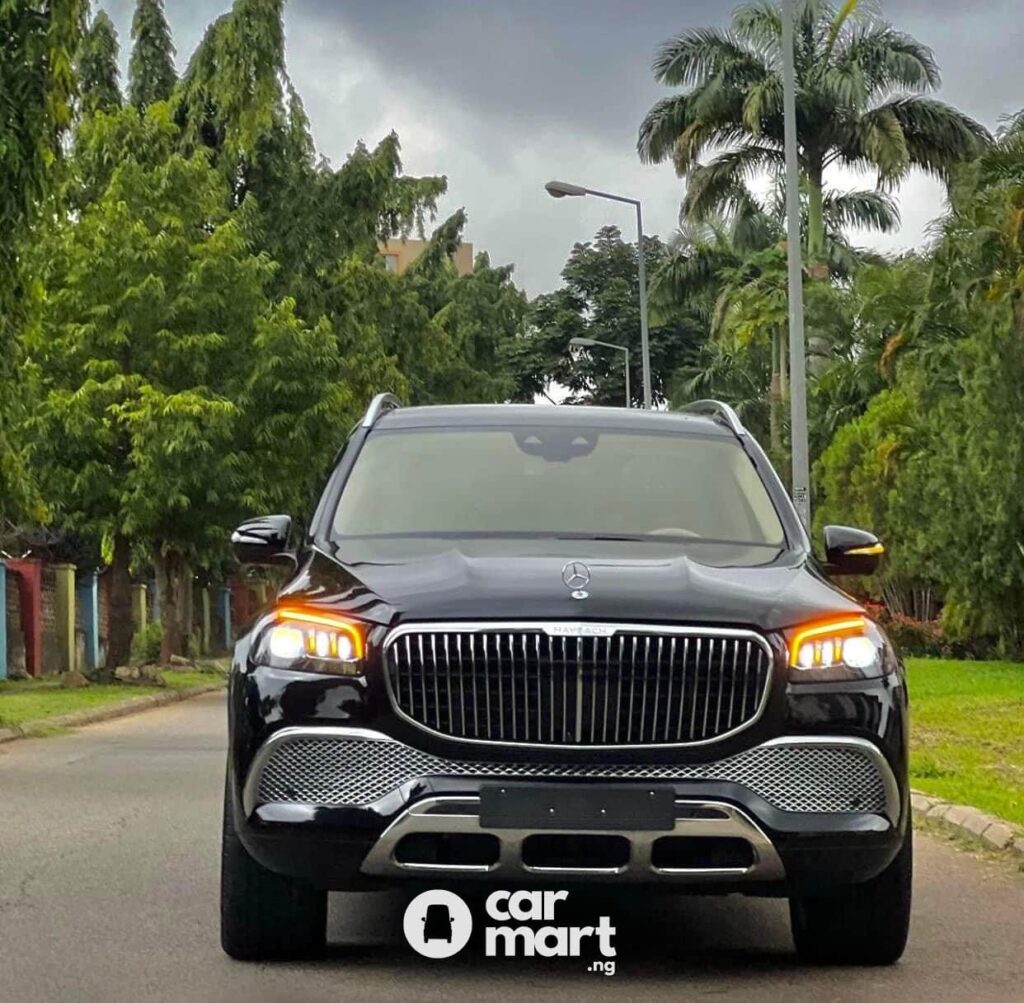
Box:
left=220, top=777, right=327, bottom=961
left=789, top=828, right=912, bottom=965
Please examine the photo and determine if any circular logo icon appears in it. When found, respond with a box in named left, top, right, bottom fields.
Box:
left=561, top=561, right=591, bottom=591
left=403, top=889, right=473, bottom=959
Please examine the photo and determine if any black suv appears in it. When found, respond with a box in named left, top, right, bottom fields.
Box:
left=221, top=395, right=910, bottom=965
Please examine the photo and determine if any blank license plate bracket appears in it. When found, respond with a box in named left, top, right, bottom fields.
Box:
left=479, top=783, right=675, bottom=831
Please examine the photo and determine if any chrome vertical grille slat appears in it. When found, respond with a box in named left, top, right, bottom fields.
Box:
left=384, top=623, right=773, bottom=748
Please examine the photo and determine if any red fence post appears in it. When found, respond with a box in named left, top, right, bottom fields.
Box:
left=8, top=558, right=43, bottom=677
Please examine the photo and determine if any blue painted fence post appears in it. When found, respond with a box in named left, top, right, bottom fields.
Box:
left=219, top=585, right=232, bottom=651
left=0, top=559, right=7, bottom=680
left=76, top=571, right=100, bottom=671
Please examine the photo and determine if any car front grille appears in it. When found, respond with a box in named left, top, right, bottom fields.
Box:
left=250, top=732, right=893, bottom=816
left=384, top=624, right=773, bottom=747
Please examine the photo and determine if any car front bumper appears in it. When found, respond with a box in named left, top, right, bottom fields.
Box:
left=232, top=725, right=906, bottom=894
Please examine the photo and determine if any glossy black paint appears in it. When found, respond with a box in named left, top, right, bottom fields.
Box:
left=230, top=514, right=294, bottom=567
left=824, top=524, right=884, bottom=576
left=227, top=402, right=909, bottom=893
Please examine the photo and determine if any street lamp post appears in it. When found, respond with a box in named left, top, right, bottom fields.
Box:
left=781, top=0, right=811, bottom=529
left=569, top=337, right=630, bottom=408
left=545, top=180, right=653, bottom=409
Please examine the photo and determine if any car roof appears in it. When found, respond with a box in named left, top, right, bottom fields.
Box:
left=372, top=403, right=734, bottom=437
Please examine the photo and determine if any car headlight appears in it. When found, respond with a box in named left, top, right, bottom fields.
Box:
left=786, top=616, right=888, bottom=680
left=252, top=606, right=366, bottom=676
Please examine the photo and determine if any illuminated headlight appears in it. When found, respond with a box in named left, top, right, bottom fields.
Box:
left=253, top=607, right=366, bottom=676
left=787, top=617, right=888, bottom=680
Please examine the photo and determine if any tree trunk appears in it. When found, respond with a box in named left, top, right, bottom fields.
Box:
left=183, top=571, right=194, bottom=651
left=769, top=329, right=782, bottom=452
left=155, top=549, right=187, bottom=663
left=779, top=327, right=789, bottom=402
left=106, top=533, right=133, bottom=672
left=806, top=164, right=826, bottom=266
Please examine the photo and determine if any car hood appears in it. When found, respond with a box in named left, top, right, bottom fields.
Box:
left=279, top=537, right=861, bottom=633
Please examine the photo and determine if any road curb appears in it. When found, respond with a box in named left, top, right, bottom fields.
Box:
left=0, top=682, right=226, bottom=745
left=911, top=789, right=1024, bottom=859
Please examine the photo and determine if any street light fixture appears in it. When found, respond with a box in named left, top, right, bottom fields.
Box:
left=569, top=336, right=631, bottom=408
left=544, top=181, right=587, bottom=198
left=545, top=180, right=653, bottom=409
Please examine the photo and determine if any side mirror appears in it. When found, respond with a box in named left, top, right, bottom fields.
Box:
left=823, top=525, right=885, bottom=576
left=231, top=514, right=294, bottom=566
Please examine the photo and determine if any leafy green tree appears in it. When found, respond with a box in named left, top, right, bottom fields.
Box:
left=526, top=226, right=703, bottom=407
left=912, top=115, right=1024, bottom=649
left=176, top=0, right=285, bottom=165
left=638, top=0, right=987, bottom=265
left=814, top=385, right=934, bottom=603
left=27, top=105, right=370, bottom=663
left=432, top=251, right=528, bottom=402
left=815, top=114, right=1024, bottom=647
left=128, top=0, right=176, bottom=111
left=398, top=211, right=527, bottom=403
left=0, top=0, right=85, bottom=276
left=809, top=253, right=931, bottom=453
left=76, top=9, right=121, bottom=116
left=174, top=0, right=447, bottom=318
left=0, top=0, right=86, bottom=521
left=264, top=129, right=447, bottom=314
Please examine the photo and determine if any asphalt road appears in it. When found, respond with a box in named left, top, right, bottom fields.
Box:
left=1, top=693, right=1021, bottom=1003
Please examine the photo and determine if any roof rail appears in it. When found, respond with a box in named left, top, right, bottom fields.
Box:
left=361, top=392, right=403, bottom=429
left=680, top=399, right=746, bottom=436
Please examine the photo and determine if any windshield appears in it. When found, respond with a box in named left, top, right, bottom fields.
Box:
left=332, top=425, right=786, bottom=547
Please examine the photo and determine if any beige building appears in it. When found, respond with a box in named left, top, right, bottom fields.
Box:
left=381, top=238, right=474, bottom=277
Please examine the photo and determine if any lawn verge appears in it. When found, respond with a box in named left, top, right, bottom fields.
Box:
left=906, top=657, right=1024, bottom=827
left=0, top=664, right=228, bottom=742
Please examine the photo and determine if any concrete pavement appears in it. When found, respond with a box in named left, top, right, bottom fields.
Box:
left=1, top=692, right=1021, bottom=1003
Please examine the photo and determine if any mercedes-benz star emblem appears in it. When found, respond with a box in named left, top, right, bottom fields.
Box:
left=561, top=561, right=591, bottom=600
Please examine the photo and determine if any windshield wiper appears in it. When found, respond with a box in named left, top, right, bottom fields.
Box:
left=554, top=533, right=649, bottom=542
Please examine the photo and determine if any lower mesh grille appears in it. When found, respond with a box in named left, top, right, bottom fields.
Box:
left=252, top=735, right=890, bottom=815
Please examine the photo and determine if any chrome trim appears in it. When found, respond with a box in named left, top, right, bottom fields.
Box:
left=360, top=392, right=402, bottom=428
left=761, top=735, right=901, bottom=824
left=360, top=795, right=785, bottom=882
left=242, top=726, right=900, bottom=824
left=381, top=621, right=775, bottom=750
left=242, top=726, right=396, bottom=816
left=681, top=399, right=746, bottom=437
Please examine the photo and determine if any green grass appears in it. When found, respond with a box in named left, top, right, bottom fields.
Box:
left=907, top=657, right=1024, bottom=827
left=0, top=666, right=226, bottom=730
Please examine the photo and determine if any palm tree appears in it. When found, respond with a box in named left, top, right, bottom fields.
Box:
left=654, top=181, right=897, bottom=448
left=638, top=0, right=989, bottom=265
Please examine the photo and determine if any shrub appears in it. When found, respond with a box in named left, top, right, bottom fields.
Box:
left=882, top=613, right=947, bottom=658
left=183, top=631, right=201, bottom=660
left=130, top=622, right=163, bottom=665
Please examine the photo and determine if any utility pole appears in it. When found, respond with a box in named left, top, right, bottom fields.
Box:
left=634, top=200, right=653, bottom=410
left=781, top=0, right=811, bottom=529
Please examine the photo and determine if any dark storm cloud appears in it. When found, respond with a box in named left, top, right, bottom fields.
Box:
left=104, top=1, right=1024, bottom=293
left=299, top=0, right=1022, bottom=136
left=297, top=0, right=728, bottom=143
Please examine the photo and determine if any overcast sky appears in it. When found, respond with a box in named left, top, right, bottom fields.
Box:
left=102, top=0, right=1023, bottom=295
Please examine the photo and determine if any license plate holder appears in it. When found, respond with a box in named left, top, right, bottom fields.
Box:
left=479, top=783, right=675, bottom=831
